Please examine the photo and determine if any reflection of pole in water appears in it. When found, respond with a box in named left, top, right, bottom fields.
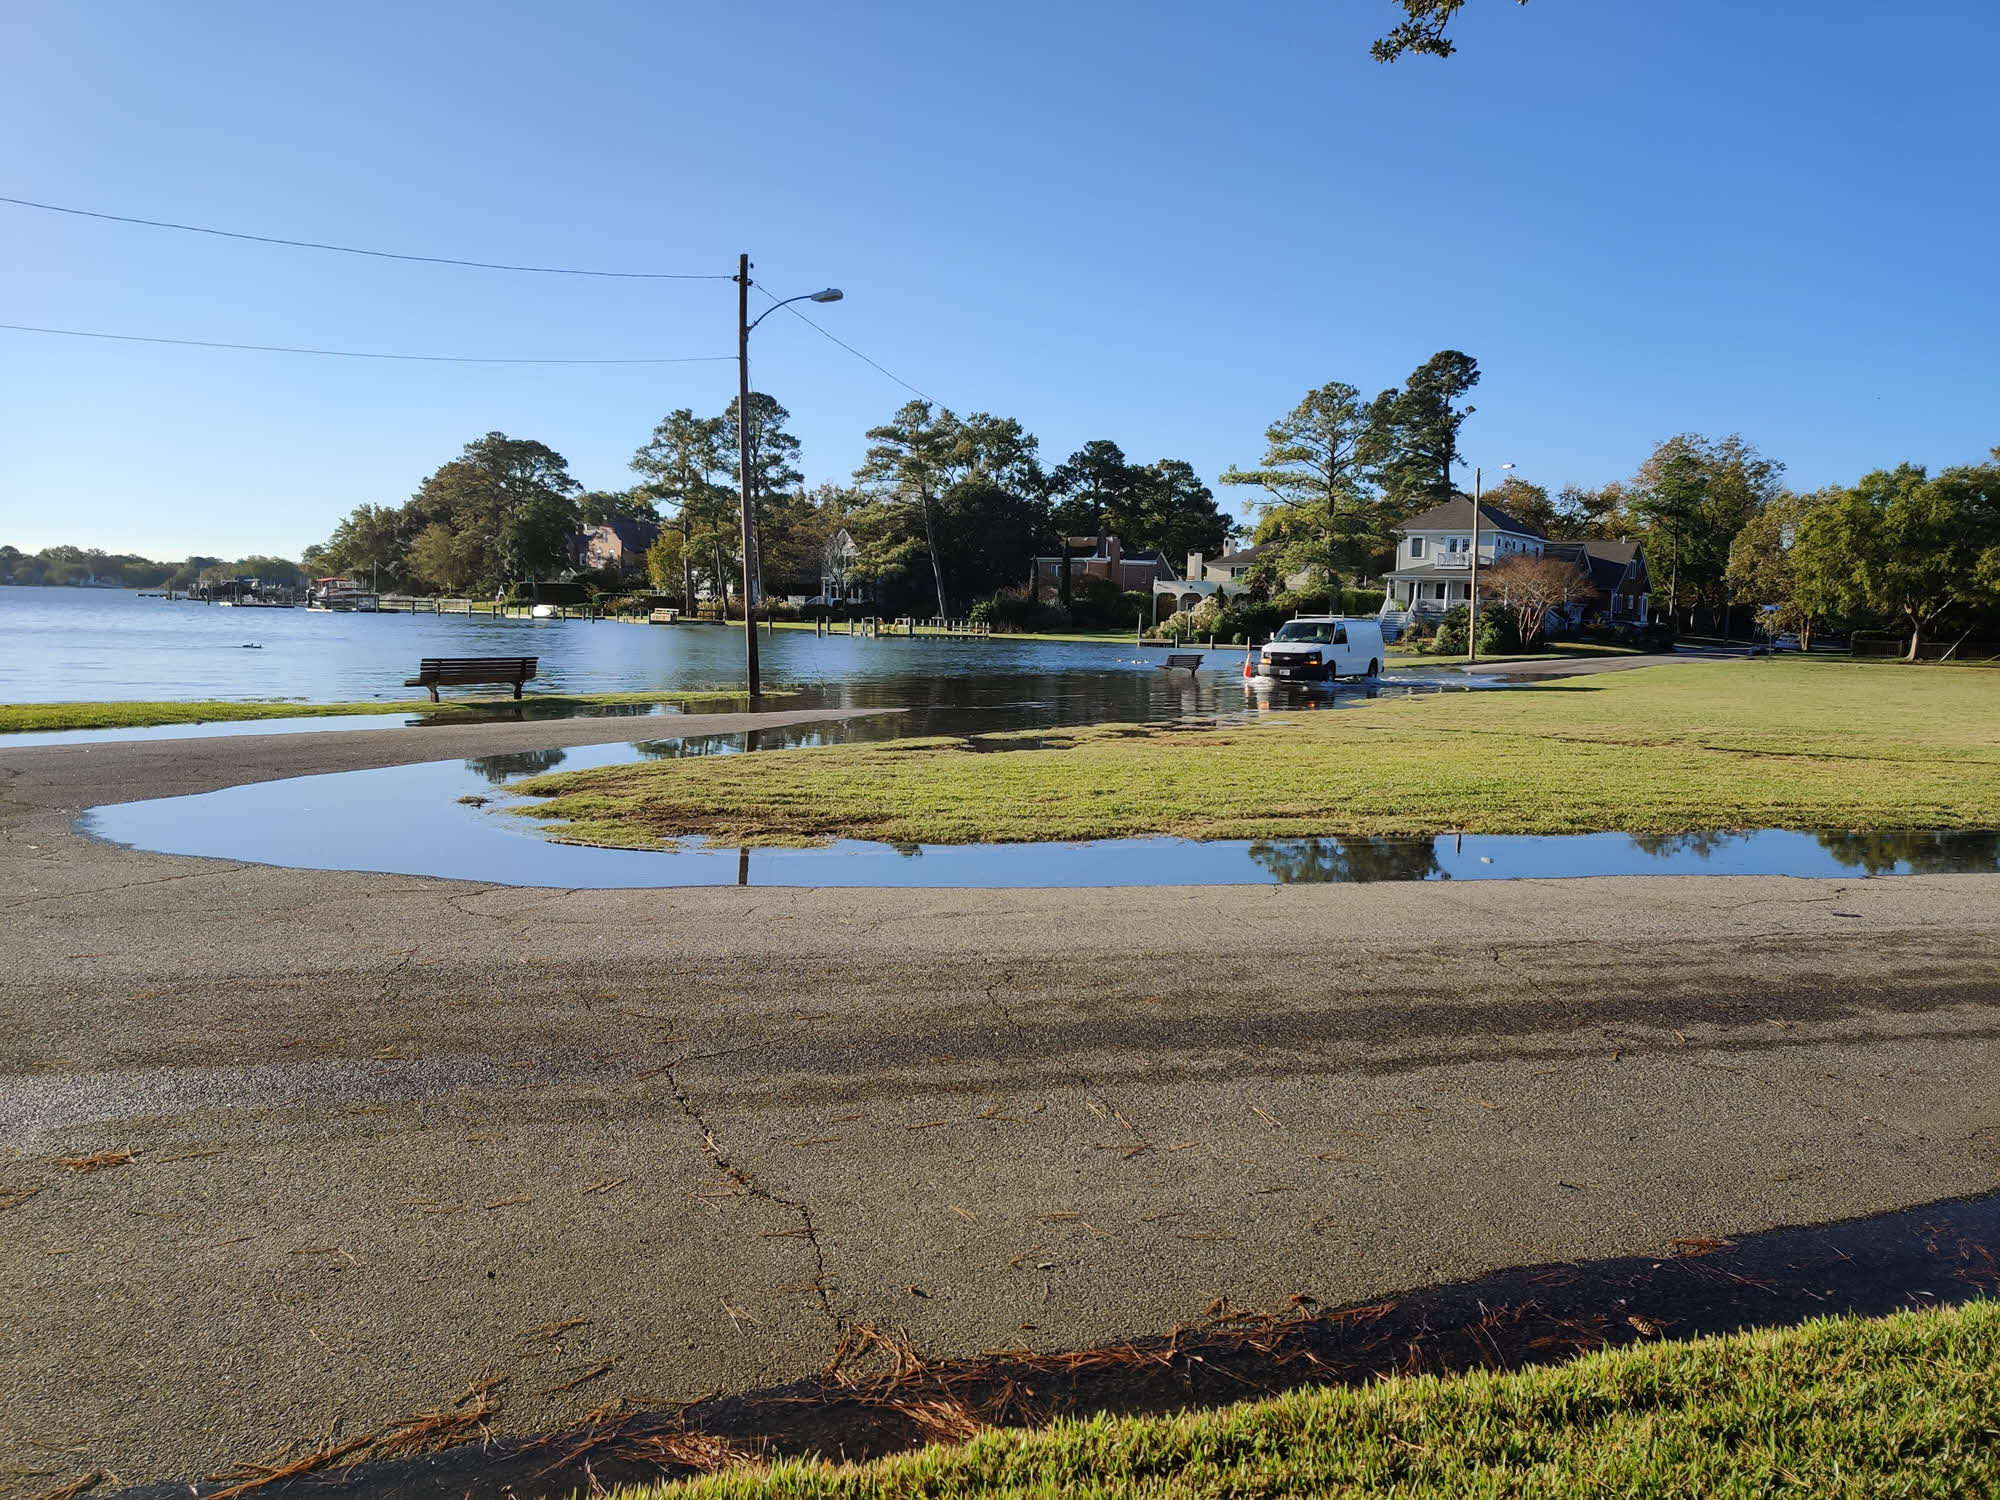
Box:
left=737, top=847, right=749, bottom=886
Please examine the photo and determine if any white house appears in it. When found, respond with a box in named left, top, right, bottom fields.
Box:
left=1379, top=498, right=1651, bottom=626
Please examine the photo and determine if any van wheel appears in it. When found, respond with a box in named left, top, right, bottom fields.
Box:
left=1368, top=658, right=1380, bottom=678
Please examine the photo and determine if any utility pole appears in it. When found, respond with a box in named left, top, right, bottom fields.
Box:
left=1467, top=467, right=1481, bottom=665
left=735, top=252, right=760, bottom=699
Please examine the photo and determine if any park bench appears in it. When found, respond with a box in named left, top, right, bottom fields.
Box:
left=403, top=656, right=539, bottom=702
left=1161, top=653, right=1203, bottom=674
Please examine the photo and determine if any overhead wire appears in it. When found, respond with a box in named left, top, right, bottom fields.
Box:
left=758, top=288, right=938, bottom=405
left=0, top=322, right=734, bottom=365
left=0, top=194, right=730, bottom=279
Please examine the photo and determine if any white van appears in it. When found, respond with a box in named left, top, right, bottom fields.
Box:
left=1254, top=616, right=1385, bottom=684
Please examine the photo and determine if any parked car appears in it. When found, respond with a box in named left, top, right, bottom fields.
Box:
left=1253, top=617, right=1386, bottom=683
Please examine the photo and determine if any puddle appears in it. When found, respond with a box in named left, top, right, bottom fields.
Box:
left=80, top=726, right=2000, bottom=886
left=112, top=1189, right=2000, bottom=1500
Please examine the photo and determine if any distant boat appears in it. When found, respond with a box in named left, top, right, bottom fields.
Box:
left=307, top=577, right=379, bottom=612
left=530, top=603, right=560, bottom=620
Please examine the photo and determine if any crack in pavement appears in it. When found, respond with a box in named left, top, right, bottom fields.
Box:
left=659, top=1056, right=840, bottom=1328
left=0, top=861, right=254, bottom=914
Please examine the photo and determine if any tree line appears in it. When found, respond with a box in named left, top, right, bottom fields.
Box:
left=0, top=544, right=304, bottom=590
left=307, top=398, right=1239, bottom=622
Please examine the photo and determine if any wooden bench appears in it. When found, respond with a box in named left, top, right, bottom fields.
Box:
left=1161, top=653, right=1203, bottom=675
left=403, top=656, right=539, bottom=702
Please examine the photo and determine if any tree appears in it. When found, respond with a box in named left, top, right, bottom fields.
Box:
left=1807, top=462, right=2000, bottom=660
left=1725, top=488, right=1844, bottom=649
left=403, top=433, right=582, bottom=590
left=720, top=392, right=803, bottom=602
left=1481, top=475, right=1554, bottom=535
left=1630, top=434, right=1784, bottom=630
left=856, top=401, right=963, bottom=618
left=319, top=503, right=406, bottom=589
left=1365, top=351, right=1480, bottom=516
left=1125, top=459, right=1232, bottom=564
left=577, top=488, right=658, bottom=526
left=1221, top=381, right=1381, bottom=597
left=406, top=521, right=480, bottom=594
left=644, top=530, right=686, bottom=602
left=632, top=409, right=733, bottom=613
left=1483, top=554, right=1591, bottom=648
left=1373, top=0, right=1528, bottom=62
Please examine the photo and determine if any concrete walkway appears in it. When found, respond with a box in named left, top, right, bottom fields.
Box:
left=1, top=709, right=1995, bottom=1491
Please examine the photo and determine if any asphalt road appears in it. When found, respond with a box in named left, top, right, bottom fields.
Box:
left=2, top=705, right=1996, bottom=1493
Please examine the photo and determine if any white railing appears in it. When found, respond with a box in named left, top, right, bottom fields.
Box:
left=1431, top=553, right=1472, bottom=570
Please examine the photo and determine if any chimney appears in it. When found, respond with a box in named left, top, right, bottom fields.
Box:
left=1187, top=550, right=1205, bottom=581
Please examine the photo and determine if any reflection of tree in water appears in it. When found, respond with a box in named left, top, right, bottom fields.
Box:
left=463, top=748, right=569, bottom=785
left=1248, top=837, right=1445, bottom=883
left=633, top=735, right=744, bottom=761
left=1816, top=830, right=2000, bottom=876
left=1628, top=831, right=1744, bottom=861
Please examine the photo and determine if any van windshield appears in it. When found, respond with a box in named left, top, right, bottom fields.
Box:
left=1274, top=622, right=1340, bottom=644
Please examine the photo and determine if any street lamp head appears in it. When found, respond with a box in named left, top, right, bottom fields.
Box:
left=810, top=288, right=844, bottom=303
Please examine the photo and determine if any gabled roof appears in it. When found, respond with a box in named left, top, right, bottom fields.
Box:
left=1543, top=538, right=1646, bottom=594
left=1396, top=498, right=1545, bottom=539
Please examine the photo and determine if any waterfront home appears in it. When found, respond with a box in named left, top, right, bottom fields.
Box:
left=569, top=519, right=661, bottom=580
left=1153, top=541, right=1311, bottom=616
left=1379, top=499, right=1651, bottom=627
left=1030, top=534, right=1176, bottom=601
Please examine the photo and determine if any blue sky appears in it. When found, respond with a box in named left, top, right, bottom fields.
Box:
left=2, top=0, right=1995, bottom=558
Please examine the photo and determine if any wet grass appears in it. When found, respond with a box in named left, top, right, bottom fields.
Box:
left=622, top=1302, right=2000, bottom=1499
left=514, top=660, right=2000, bottom=848
left=0, top=688, right=799, bottom=735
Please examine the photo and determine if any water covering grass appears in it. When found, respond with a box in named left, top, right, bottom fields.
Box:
left=0, top=688, right=798, bottom=734
left=621, top=1303, right=2000, bottom=1499
left=515, top=660, right=2000, bottom=848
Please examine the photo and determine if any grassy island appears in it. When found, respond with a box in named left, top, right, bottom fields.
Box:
left=628, top=1303, right=2000, bottom=1499
left=0, top=687, right=798, bottom=735
left=513, top=660, right=2000, bottom=848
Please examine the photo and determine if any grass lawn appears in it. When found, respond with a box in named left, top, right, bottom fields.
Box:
left=0, top=687, right=795, bottom=735
left=1385, top=640, right=1647, bottom=663
left=625, top=1303, right=2000, bottom=1499
left=513, top=660, right=2000, bottom=848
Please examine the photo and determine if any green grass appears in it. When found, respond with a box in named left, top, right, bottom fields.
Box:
left=513, top=660, right=2000, bottom=848
left=623, top=1303, right=2000, bottom=1499
left=0, top=687, right=796, bottom=735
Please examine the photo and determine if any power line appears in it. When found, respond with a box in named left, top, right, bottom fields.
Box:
left=0, top=322, right=735, bottom=365
left=0, top=194, right=731, bottom=280
left=759, top=288, right=938, bottom=404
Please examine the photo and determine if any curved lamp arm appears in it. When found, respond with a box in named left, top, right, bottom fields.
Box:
left=746, top=288, right=843, bottom=334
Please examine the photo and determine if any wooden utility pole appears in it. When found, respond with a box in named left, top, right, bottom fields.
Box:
left=1468, top=467, right=1481, bottom=665
left=736, top=252, right=760, bottom=699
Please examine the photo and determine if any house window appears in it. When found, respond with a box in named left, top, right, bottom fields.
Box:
left=1409, top=537, right=1425, bottom=559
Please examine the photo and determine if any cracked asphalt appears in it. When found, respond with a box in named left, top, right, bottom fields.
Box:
left=1, top=704, right=1997, bottom=1493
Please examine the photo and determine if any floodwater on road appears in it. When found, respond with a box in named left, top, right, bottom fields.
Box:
left=81, top=725, right=2000, bottom=888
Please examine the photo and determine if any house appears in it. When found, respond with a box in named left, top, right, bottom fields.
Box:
left=1152, top=540, right=1311, bottom=617
left=1030, top=535, right=1176, bottom=602
left=814, top=528, right=869, bottom=606
left=1378, top=498, right=1650, bottom=626
left=1542, top=537, right=1652, bottom=626
left=570, top=519, right=661, bottom=580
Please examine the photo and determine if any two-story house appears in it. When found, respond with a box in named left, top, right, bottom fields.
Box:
left=569, top=519, right=661, bottom=580
left=1380, top=498, right=1651, bottom=627
left=1030, top=534, right=1178, bottom=602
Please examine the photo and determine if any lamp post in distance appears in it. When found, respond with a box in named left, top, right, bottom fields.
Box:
left=734, top=252, right=843, bottom=700
left=1467, top=461, right=1514, bottom=665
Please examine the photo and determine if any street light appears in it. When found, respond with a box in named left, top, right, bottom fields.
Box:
left=1467, top=462, right=1514, bottom=665
left=734, top=253, right=844, bottom=700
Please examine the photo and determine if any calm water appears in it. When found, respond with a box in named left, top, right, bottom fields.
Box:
left=82, top=728, right=2000, bottom=888
left=0, top=585, right=1271, bottom=703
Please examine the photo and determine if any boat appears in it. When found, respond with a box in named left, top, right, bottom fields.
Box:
left=530, top=603, right=560, bottom=620
left=307, top=577, right=380, bottom=612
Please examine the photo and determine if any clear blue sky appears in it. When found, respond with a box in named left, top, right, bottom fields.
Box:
left=2, top=0, right=1995, bottom=559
